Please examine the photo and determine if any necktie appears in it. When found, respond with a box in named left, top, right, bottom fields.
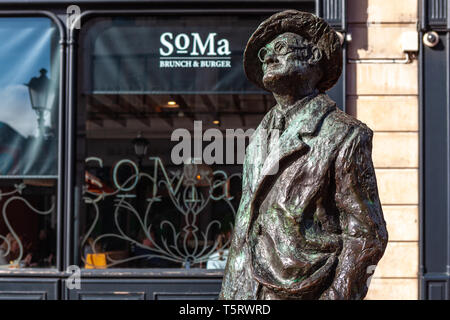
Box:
left=272, top=109, right=286, bottom=132
left=267, top=110, right=285, bottom=154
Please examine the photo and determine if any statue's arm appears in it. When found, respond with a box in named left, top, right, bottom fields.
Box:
left=320, top=126, right=388, bottom=300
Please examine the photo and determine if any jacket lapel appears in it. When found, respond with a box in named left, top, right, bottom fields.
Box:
left=245, top=110, right=274, bottom=193
left=245, top=93, right=336, bottom=237
left=257, top=93, right=336, bottom=186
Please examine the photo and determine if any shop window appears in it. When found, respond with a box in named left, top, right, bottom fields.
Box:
left=75, top=15, right=275, bottom=269
left=0, top=18, right=60, bottom=269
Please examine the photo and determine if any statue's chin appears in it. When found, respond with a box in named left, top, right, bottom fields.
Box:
left=263, top=73, right=291, bottom=94
left=263, top=73, right=281, bottom=90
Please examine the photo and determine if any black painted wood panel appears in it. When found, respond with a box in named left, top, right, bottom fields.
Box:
left=420, top=0, right=450, bottom=300
left=64, top=278, right=222, bottom=300
left=0, top=278, right=59, bottom=300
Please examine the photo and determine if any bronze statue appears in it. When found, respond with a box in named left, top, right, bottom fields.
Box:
left=220, top=10, right=388, bottom=300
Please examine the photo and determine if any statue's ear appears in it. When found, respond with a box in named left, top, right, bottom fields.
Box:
left=309, top=47, right=322, bottom=65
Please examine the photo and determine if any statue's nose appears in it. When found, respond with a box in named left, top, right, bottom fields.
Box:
left=264, top=52, right=278, bottom=64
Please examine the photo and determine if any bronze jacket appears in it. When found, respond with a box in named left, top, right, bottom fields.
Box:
left=220, top=93, right=388, bottom=300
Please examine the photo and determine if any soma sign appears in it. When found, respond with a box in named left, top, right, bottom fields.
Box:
left=91, top=16, right=267, bottom=93
left=159, top=32, right=231, bottom=57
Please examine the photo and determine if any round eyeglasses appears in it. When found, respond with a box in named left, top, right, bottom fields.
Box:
left=258, top=39, right=312, bottom=63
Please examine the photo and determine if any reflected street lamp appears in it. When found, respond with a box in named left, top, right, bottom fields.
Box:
left=132, top=132, right=149, bottom=166
left=25, top=68, right=52, bottom=138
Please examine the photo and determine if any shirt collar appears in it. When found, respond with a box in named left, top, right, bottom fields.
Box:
left=274, top=90, right=319, bottom=120
left=275, top=92, right=336, bottom=136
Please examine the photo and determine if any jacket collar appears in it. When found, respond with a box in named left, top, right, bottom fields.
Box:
left=245, top=93, right=337, bottom=237
left=292, top=92, right=336, bottom=136
left=270, top=92, right=336, bottom=136
left=260, top=92, right=337, bottom=177
left=245, top=93, right=337, bottom=193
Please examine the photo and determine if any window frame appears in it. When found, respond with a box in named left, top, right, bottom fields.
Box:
left=0, top=11, right=66, bottom=276
left=68, top=7, right=314, bottom=277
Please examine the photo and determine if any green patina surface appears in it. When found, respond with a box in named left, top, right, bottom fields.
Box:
left=220, top=10, right=387, bottom=300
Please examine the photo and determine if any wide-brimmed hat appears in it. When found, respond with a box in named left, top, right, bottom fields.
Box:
left=243, top=10, right=342, bottom=92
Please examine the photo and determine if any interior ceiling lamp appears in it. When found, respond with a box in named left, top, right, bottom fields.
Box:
left=163, top=100, right=179, bottom=108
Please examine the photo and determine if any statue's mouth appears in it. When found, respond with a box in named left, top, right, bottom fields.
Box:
left=264, top=63, right=281, bottom=74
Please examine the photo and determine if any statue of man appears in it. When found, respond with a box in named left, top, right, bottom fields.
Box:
left=220, top=10, right=388, bottom=300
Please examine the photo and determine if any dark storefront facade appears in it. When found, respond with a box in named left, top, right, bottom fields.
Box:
left=0, top=0, right=450, bottom=300
left=2, top=0, right=449, bottom=301
left=0, top=0, right=347, bottom=300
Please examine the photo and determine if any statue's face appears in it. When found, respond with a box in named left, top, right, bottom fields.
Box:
left=259, top=32, right=322, bottom=95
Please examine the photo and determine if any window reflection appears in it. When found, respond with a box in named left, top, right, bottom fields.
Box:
left=0, top=18, right=58, bottom=141
left=0, top=18, right=59, bottom=269
left=76, top=16, right=276, bottom=269
left=0, top=18, right=59, bottom=177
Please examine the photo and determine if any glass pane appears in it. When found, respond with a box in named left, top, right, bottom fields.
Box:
left=0, top=18, right=59, bottom=177
left=0, top=18, right=59, bottom=269
left=0, top=179, right=57, bottom=268
left=76, top=16, right=276, bottom=269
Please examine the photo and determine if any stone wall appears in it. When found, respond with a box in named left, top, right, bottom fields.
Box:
left=346, top=0, right=419, bottom=300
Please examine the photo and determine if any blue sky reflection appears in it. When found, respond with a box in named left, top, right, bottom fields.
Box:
left=0, top=18, right=57, bottom=138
